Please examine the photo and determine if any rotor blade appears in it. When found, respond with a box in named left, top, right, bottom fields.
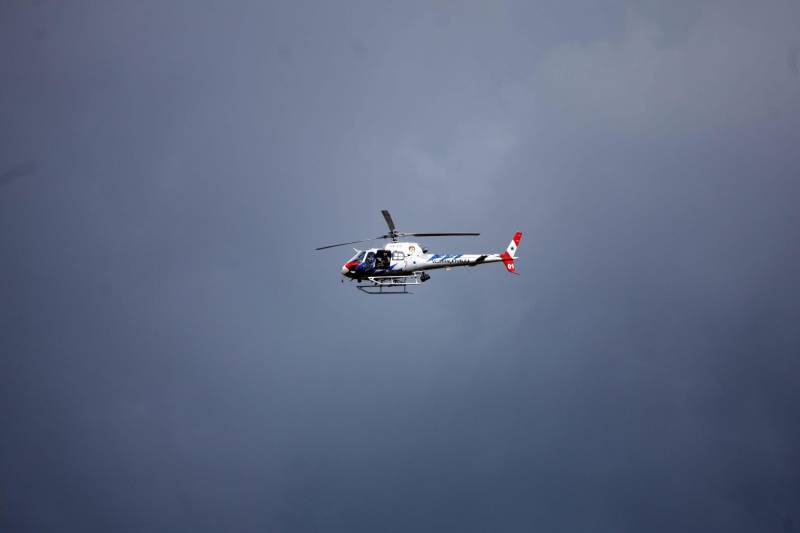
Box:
left=315, top=238, right=378, bottom=250
left=399, top=232, right=480, bottom=237
left=381, top=210, right=396, bottom=232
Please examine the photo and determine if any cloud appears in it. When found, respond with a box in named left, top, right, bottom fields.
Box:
left=0, top=161, right=36, bottom=188
left=392, top=122, right=516, bottom=210
left=2, top=2, right=799, bottom=532
left=534, top=5, right=800, bottom=132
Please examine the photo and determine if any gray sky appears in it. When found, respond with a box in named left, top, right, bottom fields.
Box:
left=2, top=1, right=799, bottom=532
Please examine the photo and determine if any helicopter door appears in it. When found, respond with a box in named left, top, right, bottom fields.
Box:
left=375, top=249, right=391, bottom=269
left=364, top=251, right=376, bottom=268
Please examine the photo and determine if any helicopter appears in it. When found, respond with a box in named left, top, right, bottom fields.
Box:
left=315, top=210, right=522, bottom=294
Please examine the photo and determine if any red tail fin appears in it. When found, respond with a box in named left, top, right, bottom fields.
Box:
left=500, top=231, right=522, bottom=274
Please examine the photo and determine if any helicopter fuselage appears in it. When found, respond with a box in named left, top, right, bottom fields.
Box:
left=341, top=241, right=509, bottom=279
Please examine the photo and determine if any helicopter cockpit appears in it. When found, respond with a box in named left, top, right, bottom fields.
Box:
left=347, top=249, right=391, bottom=270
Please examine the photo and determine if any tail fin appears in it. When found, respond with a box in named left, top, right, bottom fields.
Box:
left=500, top=231, right=522, bottom=274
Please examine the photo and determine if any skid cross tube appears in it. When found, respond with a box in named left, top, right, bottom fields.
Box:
left=354, top=272, right=423, bottom=295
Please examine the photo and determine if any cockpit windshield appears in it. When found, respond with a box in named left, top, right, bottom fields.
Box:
left=349, top=251, right=366, bottom=262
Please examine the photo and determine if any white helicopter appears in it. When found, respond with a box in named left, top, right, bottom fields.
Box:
left=316, top=210, right=522, bottom=294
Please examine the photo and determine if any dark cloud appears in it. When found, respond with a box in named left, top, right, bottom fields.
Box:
left=1, top=1, right=799, bottom=532
left=0, top=162, right=36, bottom=188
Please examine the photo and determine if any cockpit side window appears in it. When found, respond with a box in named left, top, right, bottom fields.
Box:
left=350, top=251, right=366, bottom=262
left=365, top=252, right=375, bottom=264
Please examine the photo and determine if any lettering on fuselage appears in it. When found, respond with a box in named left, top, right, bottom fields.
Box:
left=428, top=254, right=469, bottom=265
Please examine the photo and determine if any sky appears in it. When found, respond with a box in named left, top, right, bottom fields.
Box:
left=1, top=1, right=799, bottom=531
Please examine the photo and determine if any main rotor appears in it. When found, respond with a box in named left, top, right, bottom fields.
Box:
left=315, top=210, right=479, bottom=250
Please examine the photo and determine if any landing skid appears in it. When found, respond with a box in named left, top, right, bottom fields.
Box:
left=355, top=272, right=425, bottom=295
